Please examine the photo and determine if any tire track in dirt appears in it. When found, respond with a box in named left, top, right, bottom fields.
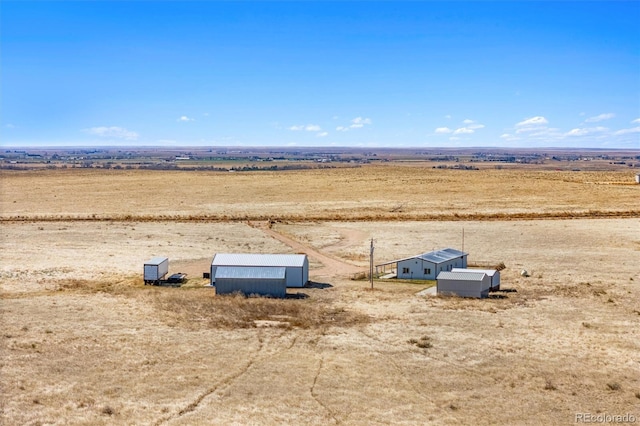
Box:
left=356, top=326, right=503, bottom=420
left=310, top=356, right=341, bottom=425
left=356, top=328, right=446, bottom=417
left=156, top=329, right=303, bottom=425
left=153, top=330, right=268, bottom=426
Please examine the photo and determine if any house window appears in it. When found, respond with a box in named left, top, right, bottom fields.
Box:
left=424, top=268, right=431, bottom=275
left=402, top=267, right=410, bottom=274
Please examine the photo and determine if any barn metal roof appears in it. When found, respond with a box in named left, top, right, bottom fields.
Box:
left=376, top=248, right=468, bottom=267
left=145, top=256, right=168, bottom=265
left=214, top=266, right=286, bottom=280
left=437, top=271, right=487, bottom=281
left=452, top=268, right=498, bottom=276
left=212, top=253, right=307, bottom=268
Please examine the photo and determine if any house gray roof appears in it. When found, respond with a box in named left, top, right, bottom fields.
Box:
left=376, top=248, right=468, bottom=267
left=416, top=248, right=467, bottom=263
left=437, top=271, right=487, bottom=281
left=212, top=253, right=307, bottom=268
left=214, top=266, right=286, bottom=280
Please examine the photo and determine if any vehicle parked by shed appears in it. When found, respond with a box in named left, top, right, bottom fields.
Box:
left=436, top=270, right=491, bottom=298
left=452, top=268, right=500, bottom=290
left=144, top=257, right=169, bottom=285
left=214, top=266, right=287, bottom=298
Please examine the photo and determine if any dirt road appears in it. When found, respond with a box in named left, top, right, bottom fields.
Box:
left=248, top=221, right=364, bottom=279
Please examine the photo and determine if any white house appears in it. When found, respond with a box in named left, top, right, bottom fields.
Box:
left=377, top=248, right=468, bottom=280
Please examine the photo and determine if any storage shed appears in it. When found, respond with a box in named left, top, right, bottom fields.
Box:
left=214, top=266, right=287, bottom=298
left=210, top=253, right=309, bottom=288
left=437, top=270, right=491, bottom=298
left=452, top=268, right=500, bottom=290
left=376, top=248, right=468, bottom=280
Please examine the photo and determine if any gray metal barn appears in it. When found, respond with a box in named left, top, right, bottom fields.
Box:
left=210, top=253, right=309, bottom=288
left=376, top=248, right=468, bottom=280
left=452, top=268, right=500, bottom=290
left=214, top=266, right=287, bottom=298
left=436, top=270, right=491, bottom=298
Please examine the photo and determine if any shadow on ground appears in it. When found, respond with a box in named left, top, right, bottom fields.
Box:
left=306, top=281, right=333, bottom=289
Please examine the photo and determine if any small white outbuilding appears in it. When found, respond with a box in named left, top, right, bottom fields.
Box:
left=436, top=270, right=491, bottom=298
left=452, top=268, right=500, bottom=290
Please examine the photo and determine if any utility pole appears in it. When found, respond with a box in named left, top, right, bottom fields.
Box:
left=462, top=227, right=465, bottom=253
left=369, top=238, right=374, bottom=290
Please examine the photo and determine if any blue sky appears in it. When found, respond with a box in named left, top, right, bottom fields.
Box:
left=2, top=1, right=639, bottom=148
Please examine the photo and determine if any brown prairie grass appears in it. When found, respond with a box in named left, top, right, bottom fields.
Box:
left=148, top=290, right=369, bottom=330
left=2, top=167, right=638, bottom=222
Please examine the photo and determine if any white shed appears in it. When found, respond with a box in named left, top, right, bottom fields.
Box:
left=210, top=253, right=309, bottom=287
left=452, top=268, right=500, bottom=290
left=437, top=270, right=491, bottom=298
left=214, top=266, right=287, bottom=298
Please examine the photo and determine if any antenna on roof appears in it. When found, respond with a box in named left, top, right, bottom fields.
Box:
left=462, top=227, right=465, bottom=253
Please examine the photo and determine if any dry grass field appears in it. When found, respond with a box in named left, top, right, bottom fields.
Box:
left=2, top=166, right=639, bottom=221
left=1, top=165, right=639, bottom=425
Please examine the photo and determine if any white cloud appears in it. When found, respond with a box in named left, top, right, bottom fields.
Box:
left=460, top=119, right=485, bottom=130
left=435, top=127, right=452, bottom=134
left=453, top=127, right=474, bottom=135
left=178, top=116, right=195, bottom=122
left=565, top=127, right=608, bottom=137
left=565, top=128, right=589, bottom=137
left=585, top=113, right=614, bottom=123
left=444, top=115, right=452, bottom=119
left=352, top=117, right=372, bottom=125
left=350, top=117, right=372, bottom=129
left=83, top=126, right=138, bottom=140
left=5, top=124, right=15, bottom=129
left=289, top=124, right=321, bottom=132
left=202, top=112, right=209, bottom=117
left=614, top=127, right=640, bottom=135
left=632, top=118, right=640, bottom=124
left=316, top=132, right=328, bottom=137
left=334, top=117, right=372, bottom=131
left=516, top=116, right=548, bottom=127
